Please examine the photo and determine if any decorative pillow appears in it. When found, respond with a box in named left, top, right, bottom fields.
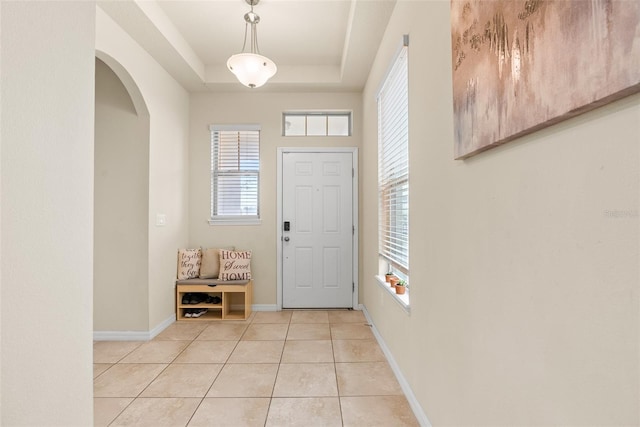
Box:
left=177, top=248, right=202, bottom=280
left=218, top=249, right=252, bottom=281
left=199, top=246, right=235, bottom=279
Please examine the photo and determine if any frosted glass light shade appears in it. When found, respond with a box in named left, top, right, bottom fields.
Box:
left=227, top=53, right=277, bottom=88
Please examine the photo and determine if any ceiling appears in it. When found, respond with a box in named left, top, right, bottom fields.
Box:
left=98, top=0, right=397, bottom=92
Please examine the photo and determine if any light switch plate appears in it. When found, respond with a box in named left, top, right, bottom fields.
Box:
left=156, top=214, right=166, bottom=226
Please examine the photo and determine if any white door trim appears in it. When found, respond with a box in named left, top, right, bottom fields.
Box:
left=276, top=147, right=359, bottom=310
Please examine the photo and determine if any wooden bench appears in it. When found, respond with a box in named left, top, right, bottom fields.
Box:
left=175, top=279, right=253, bottom=321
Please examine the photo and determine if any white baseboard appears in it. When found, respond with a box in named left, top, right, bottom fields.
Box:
left=93, top=314, right=176, bottom=341
left=230, top=304, right=278, bottom=311
left=361, top=305, right=432, bottom=427
left=252, top=304, right=278, bottom=311
left=148, top=314, right=176, bottom=339
left=233, top=304, right=360, bottom=312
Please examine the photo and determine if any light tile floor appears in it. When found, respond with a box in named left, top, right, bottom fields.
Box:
left=94, top=310, right=419, bottom=426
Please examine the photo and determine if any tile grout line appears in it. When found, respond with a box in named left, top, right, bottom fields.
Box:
left=263, top=316, right=289, bottom=426
left=329, top=322, right=347, bottom=426
left=183, top=326, right=218, bottom=427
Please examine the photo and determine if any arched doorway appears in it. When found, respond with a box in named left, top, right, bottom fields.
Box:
left=94, top=55, right=151, bottom=332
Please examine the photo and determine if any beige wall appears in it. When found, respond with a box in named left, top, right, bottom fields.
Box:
left=362, top=1, right=639, bottom=425
left=96, top=6, right=190, bottom=332
left=94, top=58, right=150, bottom=331
left=189, top=92, right=362, bottom=306
left=1, top=1, right=95, bottom=424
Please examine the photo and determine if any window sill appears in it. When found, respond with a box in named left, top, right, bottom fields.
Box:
left=208, top=219, right=262, bottom=226
left=375, top=275, right=410, bottom=314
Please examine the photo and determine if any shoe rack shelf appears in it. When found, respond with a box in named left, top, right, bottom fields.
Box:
left=176, top=280, right=253, bottom=321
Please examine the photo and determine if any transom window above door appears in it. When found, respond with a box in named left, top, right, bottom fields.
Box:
left=282, top=111, right=352, bottom=136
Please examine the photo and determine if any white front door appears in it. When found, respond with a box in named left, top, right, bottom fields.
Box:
left=281, top=150, right=354, bottom=308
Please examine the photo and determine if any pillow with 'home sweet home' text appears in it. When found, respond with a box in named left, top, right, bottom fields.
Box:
left=218, top=249, right=252, bottom=281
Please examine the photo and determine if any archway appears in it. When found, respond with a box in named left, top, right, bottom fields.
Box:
left=94, top=54, right=151, bottom=332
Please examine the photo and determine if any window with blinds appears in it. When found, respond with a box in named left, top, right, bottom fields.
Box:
left=378, top=43, right=409, bottom=280
left=209, top=125, right=260, bottom=223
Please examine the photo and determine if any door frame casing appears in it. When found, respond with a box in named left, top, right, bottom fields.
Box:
left=276, top=147, right=359, bottom=310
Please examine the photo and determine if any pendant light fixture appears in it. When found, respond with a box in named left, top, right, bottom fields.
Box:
left=227, top=0, right=277, bottom=89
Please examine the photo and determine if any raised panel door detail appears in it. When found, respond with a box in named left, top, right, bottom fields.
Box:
left=322, top=247, right=340, bottom=288
left=295, top=247, right=313, bottom=289
left=322, top=185, right=340, bottom=234
left=322, top=161, right=340, bottom=176
left=295, top=186, right=313, bottom=233
left=295, top=161, right=313, bottom=176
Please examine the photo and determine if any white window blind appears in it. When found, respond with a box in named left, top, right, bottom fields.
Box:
left=378, top=44, right=409, bottom=277
left=210, top=125, right=260, bottom=222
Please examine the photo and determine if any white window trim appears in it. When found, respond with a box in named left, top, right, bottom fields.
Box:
left=208, top=124, right=261, bottom=226
left=208, top=218, right=262, bottom=226
left=375, top=275, right=410, bottom=313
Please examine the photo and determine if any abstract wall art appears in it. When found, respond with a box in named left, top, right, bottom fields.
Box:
left=451, top=0, right=640, bottom=159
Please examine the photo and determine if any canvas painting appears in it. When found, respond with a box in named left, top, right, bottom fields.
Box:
left=451, top=0, right=640, bottom=159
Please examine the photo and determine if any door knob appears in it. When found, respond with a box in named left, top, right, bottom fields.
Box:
left=283, top=236, right=290, bottom=242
